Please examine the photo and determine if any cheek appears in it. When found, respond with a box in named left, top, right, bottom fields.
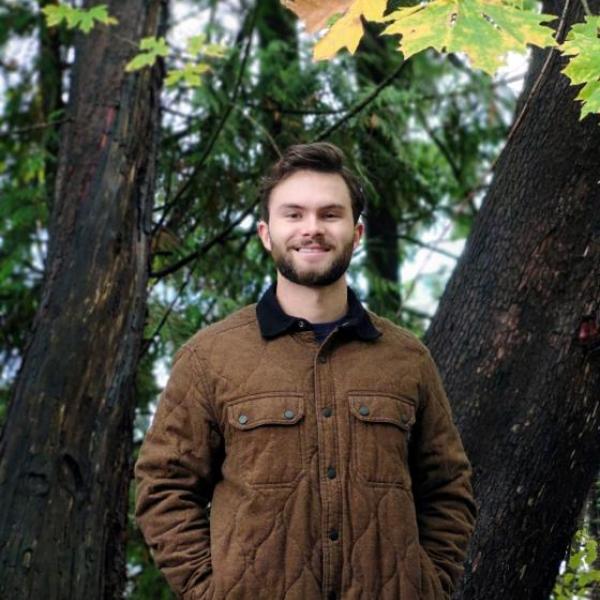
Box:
left=274, top=228, right=298, bottom=247
left=267, top=230, right=291, bottom=253
left=333, top=223, right=357, bottom=243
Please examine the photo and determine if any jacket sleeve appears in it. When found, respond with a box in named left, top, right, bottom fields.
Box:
left=409, top=348, right=478, bottom=598
left=134, top=344, right=223, bottom=600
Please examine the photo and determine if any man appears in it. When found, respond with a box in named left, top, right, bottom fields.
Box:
left=135, top=142, right=477, bottom=600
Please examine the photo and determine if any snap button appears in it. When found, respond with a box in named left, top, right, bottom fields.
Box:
left=358, top=405, right=370, bottom=416
left=329, top=529, right=339, bottom=541
left=297, top=320, right=306, bottom=329
left=327, top=466, right=336, bottom=479
left=238, top=414, right=249, bottom=425
left=283, top=409, right=295, bottom=420
left=318, top=355, right=327, bottom=364
left=322, top=406, right=332, bottom=418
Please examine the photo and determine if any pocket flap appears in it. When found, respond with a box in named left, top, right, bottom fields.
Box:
left=227, top=394, right=304, bottom=430
left=349, top=393, right=415, bottom=430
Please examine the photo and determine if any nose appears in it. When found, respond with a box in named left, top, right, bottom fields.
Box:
left=299, top=214, right=325, bottom=237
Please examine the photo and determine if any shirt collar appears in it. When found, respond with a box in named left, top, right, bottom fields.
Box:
left=256, top=282, right=381, bottom=341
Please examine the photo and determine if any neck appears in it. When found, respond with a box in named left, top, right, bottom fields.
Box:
left=275, top=274, right=348, bottom=324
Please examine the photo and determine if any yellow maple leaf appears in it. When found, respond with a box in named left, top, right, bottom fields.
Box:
left=314, top=0, right=388, bottom=60
left=282, top=0, right=388, bottom=60
left=281, top=0, right=353, bottom=33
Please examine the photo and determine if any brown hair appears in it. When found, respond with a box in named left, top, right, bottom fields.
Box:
left=258, top=142, right=366, bottom=224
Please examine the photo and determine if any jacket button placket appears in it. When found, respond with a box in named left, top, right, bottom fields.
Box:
left=314, top=345, right=343, bottom=598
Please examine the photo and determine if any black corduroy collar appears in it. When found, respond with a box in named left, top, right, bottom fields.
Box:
left=256, top=282, right=381, bottom=341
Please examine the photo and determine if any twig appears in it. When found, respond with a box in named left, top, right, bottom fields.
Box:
left=0, top=118, right=71, bottom=139
left=235, top=105, right=282, bottom=158
left=414, top=105, right=462, bottom=184
left=150, top=198, right=259, bottom=279
left=156, top=5, right=258, bottom=229
left=403, top=217, right=455, bottom=303
left=312, top=58, right=409, bottom=142
left=140, top=266, right=197, bottom=357
left=579, top=0, right=592, bottom=16
left=398, top=234, right=460, bottom=260
left=399, top=305, right=433, bottom=322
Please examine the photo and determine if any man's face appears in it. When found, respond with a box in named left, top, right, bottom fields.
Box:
left=257, top=170, right=364, bottom=288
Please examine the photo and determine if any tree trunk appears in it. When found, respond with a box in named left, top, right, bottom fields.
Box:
left=0, top=0, right=166, bottom=597
left=421, top=1, right=600, bottom=598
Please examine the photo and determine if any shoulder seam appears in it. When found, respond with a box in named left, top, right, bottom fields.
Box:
left=186, top=308, right=257, bottom=347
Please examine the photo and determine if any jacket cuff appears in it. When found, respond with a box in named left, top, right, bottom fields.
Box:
left=419, top=544, right=447, bottom=599
left=185, top=574, right=214, bottom=600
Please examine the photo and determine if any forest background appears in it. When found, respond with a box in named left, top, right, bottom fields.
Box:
left=0, top=0, right=599, bottom=598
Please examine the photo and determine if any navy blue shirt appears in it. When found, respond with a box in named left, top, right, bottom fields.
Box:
left=311, top=316, right=349, bottom=344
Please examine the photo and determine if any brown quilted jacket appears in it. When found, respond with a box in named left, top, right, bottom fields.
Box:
left=134, top=288, right=477, bottom=600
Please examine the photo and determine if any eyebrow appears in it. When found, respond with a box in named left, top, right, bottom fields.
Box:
left=277, top=203, right=347, bottom=211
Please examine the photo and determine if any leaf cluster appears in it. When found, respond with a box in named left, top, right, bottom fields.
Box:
left=41, top=3, right=117, bottom=33
left=285, top=0, right=600, bottom=119
left=552, top=529, right=600, bottom=599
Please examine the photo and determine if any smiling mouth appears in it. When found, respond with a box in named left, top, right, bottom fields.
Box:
left=295, top=247, right=329, bottom=253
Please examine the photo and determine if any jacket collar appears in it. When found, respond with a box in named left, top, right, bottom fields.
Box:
left=256, top=282, right=381, bottom=341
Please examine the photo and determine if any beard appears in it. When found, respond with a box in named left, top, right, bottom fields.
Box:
left=270, top=236, right=354, bottom=287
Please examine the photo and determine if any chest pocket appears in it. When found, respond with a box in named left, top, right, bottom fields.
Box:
left=225, top=393, right=305, bottom=486
left=349, top=392, right=416, bottom=488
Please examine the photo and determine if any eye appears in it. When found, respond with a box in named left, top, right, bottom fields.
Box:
left=324, top=212, right=339, bottom=219
left=286, top=212, right=300, bottom=219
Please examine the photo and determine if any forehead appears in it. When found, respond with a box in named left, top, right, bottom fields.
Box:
left=270, top=169, right=352, bottom=210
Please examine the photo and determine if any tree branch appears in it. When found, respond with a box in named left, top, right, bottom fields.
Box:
left=154, top=5, right=258, bottom=235
left=414, top=105, right=462, bottom=184
left=398, top=234, right=460, bottom=260
left=150, top=198, right=259, bottom=279
left=312, top=58, right=409, bottom=142
left=579, top=0, right=592, bottom=15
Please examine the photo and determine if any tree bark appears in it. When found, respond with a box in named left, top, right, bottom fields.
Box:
left=0, top=0, right=166, bottom=597
left=421, top=1, right=600, bottom=598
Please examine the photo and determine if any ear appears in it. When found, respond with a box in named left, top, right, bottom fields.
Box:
left=352, top=221, right=364, bottom=251
left=257, top=220, right=272, bottom=252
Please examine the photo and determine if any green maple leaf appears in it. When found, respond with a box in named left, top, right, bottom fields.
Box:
left=41, top=3, right=118, bottom=32
left=186, top=34, right=207, bottom=55
left=41, top=4, right=73, bottom=27
left=126, top=36, right=169, bottom=72
left=139, top=36, right=169, bottom=56
left=185, top=34, right=228, bottom=58
left=165, top=70, right=184, bottom=86
left=202, top=43, right=228, bottom=58
left=77, top=5, right=118, bottom=32
left=126, top=53, right=156, bottom=71
left=561, top=16, right=600, bottom=119
left=165, top=63, right=211, bottom=87
left=379, top=0, right=557, bottom=74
